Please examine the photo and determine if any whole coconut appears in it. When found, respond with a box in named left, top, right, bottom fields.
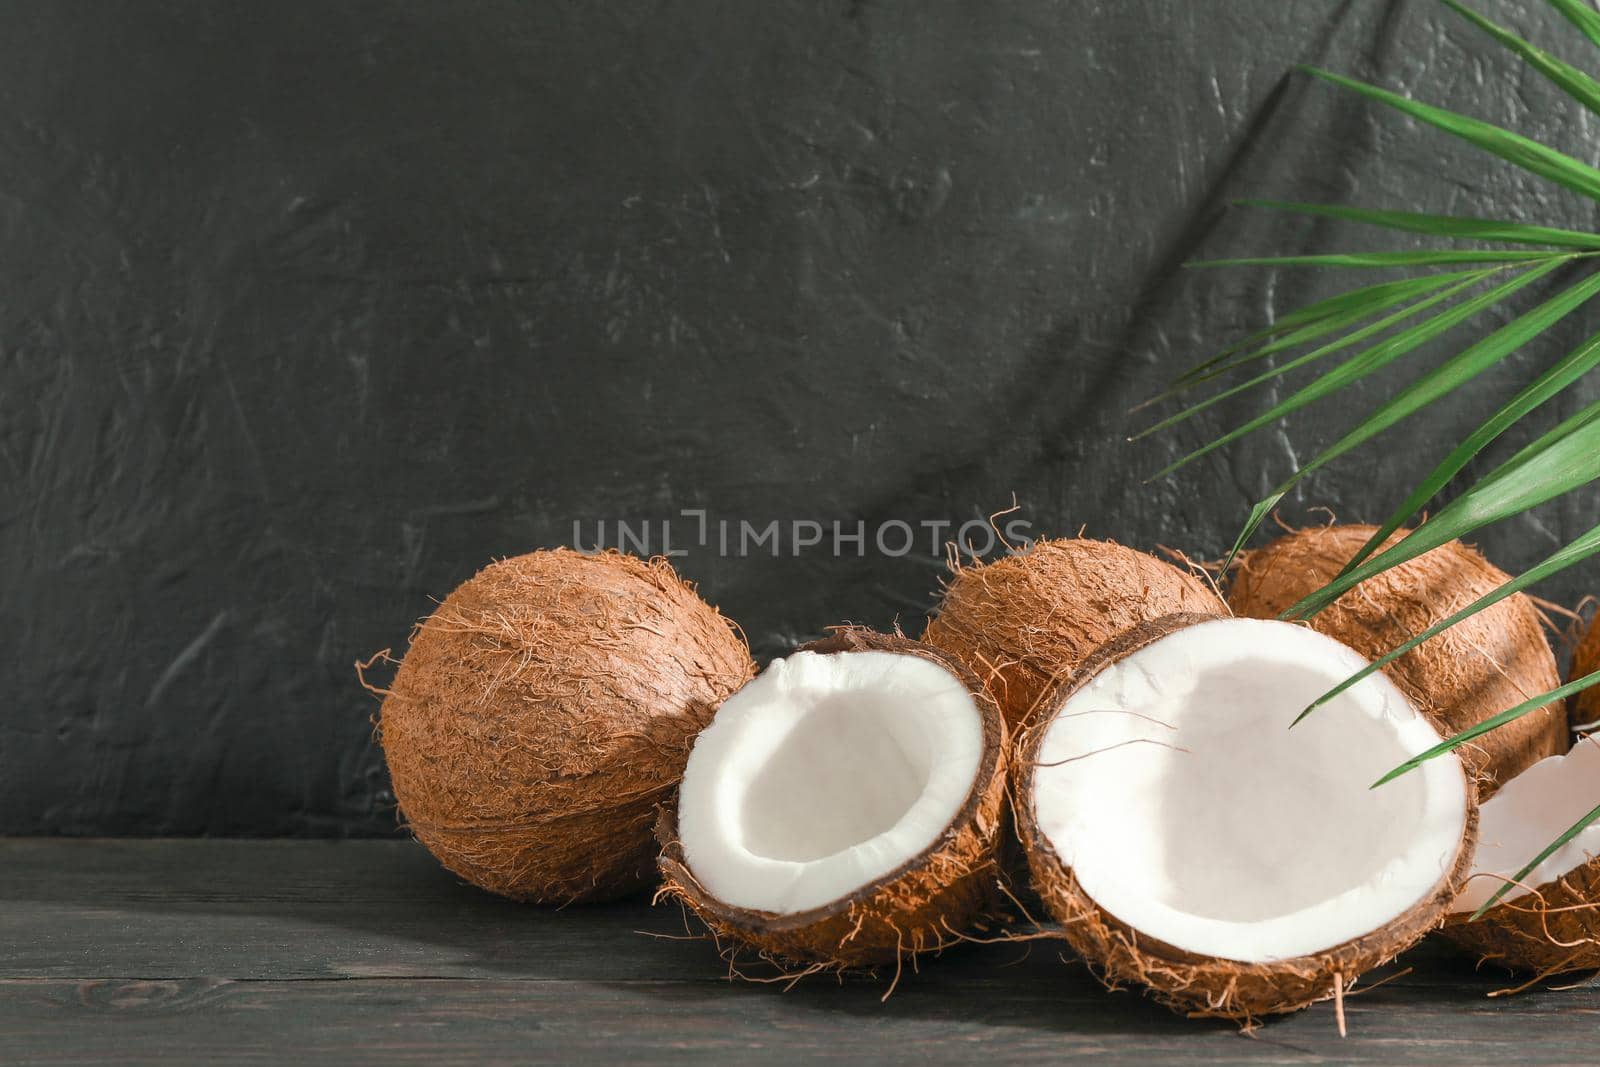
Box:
left=922, top=537, right=1227, bottom=729
left=1228, top=524, right=1565, bottom=793
left=377, top=549, right=753, bottom=903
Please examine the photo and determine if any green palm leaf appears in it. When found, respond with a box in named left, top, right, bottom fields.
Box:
left=1336, top=326, right=1600, bottom=578
left=1549, top=0, right=1600, bottom=52
left=1163, top=269, right=1497, bottom=397
left=1151, top=0, right=1600, bottom=926
left=1283, top=394, right=1600, bottom=624
left=1238, top=200, right=1600, bottom=250
left=1303, top=66, right=1600, bottom=203
left=1472, top=800, right=1600, bottom=919
left=1370, top=669, right=1600, bottom=793
left=1444, top=0, right=1600, bottom=119
left=1137, top=270, right=1494, bottom=436
left=1215, top=266, right=1600, bottom=562
left=1304, top=520, right=1600, bottom=726
left=1155, top=259, right=1562, bottom=482
left=1191, top=249, right=1563, bottom=268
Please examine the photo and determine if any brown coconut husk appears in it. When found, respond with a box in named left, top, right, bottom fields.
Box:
left=1571, top=611, right=1600, bottom=733
left=1228, top=524, right=1565, bottom=795
left=657, top=628, right=1010, bottom=973
left=1440, top=858, right=1600, bottom=978
left=1016, top=614, right=1479, bottom=1023
left=922, top=537, right=1227, bottom=731
left=376, top=549, right=754, bottom=903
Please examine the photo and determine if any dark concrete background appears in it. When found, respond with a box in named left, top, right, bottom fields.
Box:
left=5, top=1, right=1599, bottom=834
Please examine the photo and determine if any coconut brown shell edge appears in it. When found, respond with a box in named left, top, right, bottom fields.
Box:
left=1439, top=855, right=1600, bottom=976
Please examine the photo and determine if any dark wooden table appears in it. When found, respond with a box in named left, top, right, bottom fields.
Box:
left=1, top=839, right=1595, bottom=1064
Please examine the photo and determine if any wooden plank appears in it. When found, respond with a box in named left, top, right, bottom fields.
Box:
left=0, top=838, right=1524, bottom=989
left=0, top=838, right=716, bottom=981
left=1, top=840, right=1597, bottom=1064
left=2, top=975, right=1599, bottom=1067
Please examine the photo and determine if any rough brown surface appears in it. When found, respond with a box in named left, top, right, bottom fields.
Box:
left=1229, top=525, right=1566, bottom=795
left=1016, top=614, right=1479, bottom=1024
left=658, top=628, right=1010, bottom=971
left=1571, top=612, right=1600, bottom=734
left=922, top=538, right=1226, bottom=731
left=1441, top=855, right=1600, bottom=977
left=377, top=549, right=754, bottom=903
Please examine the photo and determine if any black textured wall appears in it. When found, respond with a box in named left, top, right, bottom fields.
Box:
left=6, top=1, right=1599, bottom=834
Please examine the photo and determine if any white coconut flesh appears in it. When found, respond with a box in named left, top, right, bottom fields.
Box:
left=1452, top=737, right=1600, bottom=914
left=1031, top=617, right=1469, bottom=963
left=676, top=649, right=985, bottom=915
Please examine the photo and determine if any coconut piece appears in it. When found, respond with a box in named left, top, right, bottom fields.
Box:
left=923, top=537, right=1226, bottom=730
left=378, top=549, right=753, bottom=903
left=658, top=628, right=1008, bottom=970
left=1571, top=613, right=1600, bottom=734
left=1017, top=614, right=1476, bottom=1022
left=1229, top=525, right=1565, bottom=794
left=1442, top=738, right=1600, bottom=974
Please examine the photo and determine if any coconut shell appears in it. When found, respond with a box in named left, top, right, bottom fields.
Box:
left=922, top=537, right=1226, bottom=730
left=1016, top=614, right=1479, bottom=1023
left=378, top=549, right=753, bottom=903
left=1439, top=858, right=1600, bottom=976
left=1228, top=525, right=1565, bottom=795
left=658, top=628, right=1009, bottom=970
left=1571, top=611, right=1600, bottom=733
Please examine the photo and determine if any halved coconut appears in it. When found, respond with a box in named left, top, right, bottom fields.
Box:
left=1229, top=525, right=1566, bottom=793
left=1442, top=738, right=1600, bottom=974
left=1017, top=614, right=1477, bottom=1021
left=658, top=628, right=1008, bottom=970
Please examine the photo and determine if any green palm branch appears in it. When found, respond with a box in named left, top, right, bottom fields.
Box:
left=1147, top=0, right=1600, bottom=915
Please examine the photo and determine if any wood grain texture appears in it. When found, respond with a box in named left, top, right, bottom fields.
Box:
left=3, top=840, right=1598, bottom=1064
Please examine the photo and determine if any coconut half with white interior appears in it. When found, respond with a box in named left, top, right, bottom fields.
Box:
left=659, top=628, right=1008, bottom=970
left=1017, top=613, right=1477, bottom=1021
left=1442, top=737, right=1600, bottom=974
